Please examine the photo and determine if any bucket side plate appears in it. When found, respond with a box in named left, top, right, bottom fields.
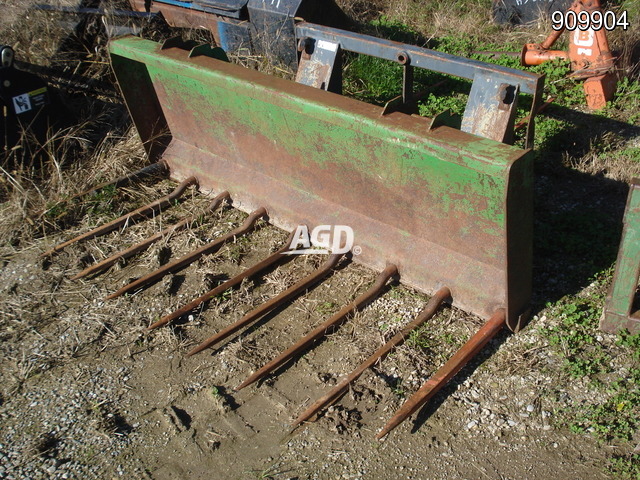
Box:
left=602, top=179, right=640, bottom=334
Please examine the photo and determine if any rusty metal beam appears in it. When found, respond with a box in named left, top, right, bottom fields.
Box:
left=234, top=264, right=398, bottom=391
left=376, top=309, right=506, bottom=439
left=290, top=286, right=451, bottom=431
left=41, top=176, right=197, bottom=258
left=104, top=208, right=266, bottom=300
left=147, top=230, right=299, bottom=330
left=71, top=191, right=229, bottom=280
left=187, top=253, right=343, bottom=356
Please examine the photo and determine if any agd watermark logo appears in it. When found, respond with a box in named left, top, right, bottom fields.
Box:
left=284, top=225, right=361, bottom=255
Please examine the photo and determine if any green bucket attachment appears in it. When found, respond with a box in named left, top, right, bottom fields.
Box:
left=108, top=35, right=538, bottom=331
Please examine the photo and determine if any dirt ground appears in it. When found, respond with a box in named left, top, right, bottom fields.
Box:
left=0, top=1, right=635, bottom=480
left=0, top=181, right=617, bottom=480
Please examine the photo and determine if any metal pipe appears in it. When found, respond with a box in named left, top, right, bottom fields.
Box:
left=376, top=309, right=506, bottom=439
left=540, top=29, right=564, bottom=50
left=71, top=191, right=229, bottom=280
left=290, top=286, right=451, bottom=430
left=521, top=44, right=569, bottom=66
left=291, top=287, right=451, bottom=431
left=234, top=264, right=398, bottom=391
left=41, top=176, right=196, bottom=258
left=187, top=253, right=344, bottom=356
left=104, top=208, right=266, bottom=300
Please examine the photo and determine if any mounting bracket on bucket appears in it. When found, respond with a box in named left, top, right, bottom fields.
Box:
left=129, top=0, right=544, bottom=147
left=293, top=23, right=541, bottom=146
left=128, top=0, right=351, bottom=68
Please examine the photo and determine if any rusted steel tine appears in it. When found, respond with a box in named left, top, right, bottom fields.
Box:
left=69, top=161, right=168, bottom=201
left=71, top=192, right=229, bottom=280
left=41, top=176, right=197, bottom=258
left=187, top=253, right=344, bottom=357
left=104, top=208, right=266, bottom=300
left=376, top=309, right=506, bottom=440
left=147, top=230, right=298, bottom=330
left=235, top=264, right=398, bottom=391
left=291, top=286, right=451, bottom=430
left=39, top=162, right=168, bottom=219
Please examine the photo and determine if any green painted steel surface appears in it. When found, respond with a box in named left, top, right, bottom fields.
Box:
left=109, top=36, right=533, bottom=328
left=602, top=180, right=640, bottom=334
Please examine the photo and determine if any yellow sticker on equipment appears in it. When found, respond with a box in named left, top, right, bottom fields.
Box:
left=29, top=87, right=47, bottom=96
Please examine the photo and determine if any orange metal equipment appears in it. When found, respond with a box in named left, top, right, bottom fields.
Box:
left=521, top=0, right=616, bottom=109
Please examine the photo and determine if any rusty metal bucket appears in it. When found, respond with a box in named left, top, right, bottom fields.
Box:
left=108, top=33, right=541, bottom=332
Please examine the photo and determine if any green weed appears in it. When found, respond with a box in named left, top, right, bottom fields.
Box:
left=43, top=200, right=68, bottom=221
left=617, top=330, right=640, bottom=361
left=543, top=289, right=640, bottom=464
left=608, top=454, right=640, bottom=479
left=407, top=326, right=435, bottom=351
left=316, top=301, right=336, bottom=315
left=605, top=77, right=640, bottom=124
left=544, top=298, right=609, bottom=377
left=418, top=92, right=467, bottom=117
left=391, top=378, right=405, bottom=397
left=85, top=183, right=118, bottom=218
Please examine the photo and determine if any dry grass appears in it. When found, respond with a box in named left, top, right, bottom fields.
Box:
left=0, top=0, right=151, bottom=251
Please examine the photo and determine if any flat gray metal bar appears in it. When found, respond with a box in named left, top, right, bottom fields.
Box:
left=294, top=22, right=543, bottom=96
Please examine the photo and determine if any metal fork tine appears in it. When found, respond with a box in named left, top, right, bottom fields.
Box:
left=41, top=176, right=197, bottom=258
left=187, top=253, right=344, bottom=357
left=376, top=308, right=506, bottom=440
left=71, top=191, right=229, bottom=280
left=66, top=161, right=168, bottom=202
left=290, top=286, right=451, bottom=431
left=147, top=229, right=299, bottom=330
left=234, top=264, right=398, bottom=391
left=104, top=207, right=266, bottom=300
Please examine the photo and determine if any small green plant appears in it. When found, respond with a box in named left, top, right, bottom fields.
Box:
left=418, top=92, right=467, bottom=117
left=379, top=316, right=402, bottom=333
left=407, top=326, right=435, bottom=351
left=391, top=378, right=405, bottom=397
left=43, top=201, right=68, bottom=221
left=608, top=453, right=640, bottom=479
left=605, top=77, right=640, bottom=124
left=543, top=283, right=640, bottom=472
left=440, top=332, right=458, bottom=346
left=617, top=330, right=640, bottom=361
left=85, top=183, right=118, bottom=218
left=316, top=301, right=336, bottom=315
left=544, top=298, right=609, bottom=378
